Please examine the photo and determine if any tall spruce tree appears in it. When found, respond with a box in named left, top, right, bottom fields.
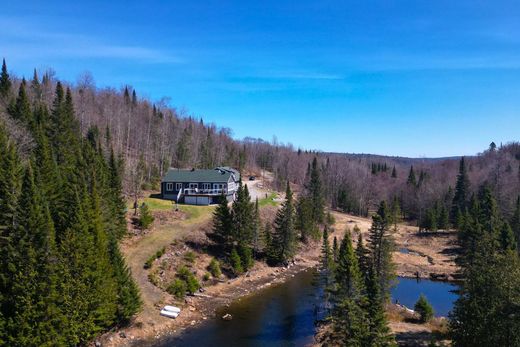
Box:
left=271, top=182, right=296, bottom=265
left=367, top=201, right=396, bottom=302
left=451, top=157, right=471, bottom=225
left=0, top=58, right=11, bottom=99
left=308, top=157, right=324, bottom=224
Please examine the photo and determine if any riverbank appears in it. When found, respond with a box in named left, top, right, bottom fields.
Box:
left=101, top=241, right=323, bottom=346
left=99, top=199, right=459, bottom=346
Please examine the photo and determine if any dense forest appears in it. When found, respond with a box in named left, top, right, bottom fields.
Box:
left=2, top=59, right=520, bottom=346
left=2, top=59, right=520, bottom=224
left=0, top=60, right=140, bottom=345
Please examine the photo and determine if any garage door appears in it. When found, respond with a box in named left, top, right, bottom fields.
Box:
left=184, top=196, right=210, bottom=205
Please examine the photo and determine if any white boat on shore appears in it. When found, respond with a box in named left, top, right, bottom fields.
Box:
left=160, top=305, right=181, bottom=318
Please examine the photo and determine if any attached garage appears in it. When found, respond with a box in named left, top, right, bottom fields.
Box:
left=184, top=195, right=211, bottom=206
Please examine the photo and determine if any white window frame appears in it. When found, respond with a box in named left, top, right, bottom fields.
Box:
left=189, top=183, right=198, bottom=189
left=166, top=183, right=174, bottom=191
left=176, top=183, right=183, bottom=190
left=202, top=183, right=211, bottom=190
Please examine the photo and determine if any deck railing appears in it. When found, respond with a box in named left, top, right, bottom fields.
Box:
left=183, top=188, right=228, bottom=195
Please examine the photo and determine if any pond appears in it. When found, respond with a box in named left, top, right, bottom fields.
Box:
left=142, top=272, right=459, bottom=346
left=150, top=268, right=319, bottom=347
left=391, top=277, right=459, bottom=317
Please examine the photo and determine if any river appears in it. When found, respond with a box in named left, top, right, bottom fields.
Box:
left=145, top=270, right=459, bottom=347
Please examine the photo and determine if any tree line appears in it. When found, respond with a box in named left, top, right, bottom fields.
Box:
left=0, top=61, right=140, bottom=346
left=2, top=60, right=520, bottom=228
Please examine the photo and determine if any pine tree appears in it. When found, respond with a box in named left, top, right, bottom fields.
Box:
left=389, top=196, right=401, bottom=232
left=296, top=196, right=318, bottom=242
left=230, top=248, right=243, bottom=275
left=232, top=182, right=254, bottom=245
left=355, top=233, right=370, bottom=280
left=364, top=267, right=395, bottom=346
left=212, top=194, right=234, bottom=250
left=138, top=203, right=154, bottom=229
left=451, top=157, right=471, bottom=225
left=407, top=166, right=417, bottom=186
left=271, top=182, right=296, bottom=265
left=10, top=79, right=32, bottom=126
left=308, top=157, right=324, bottom=224
left=367, top=201, right=396, bottom=302
left=0, top=58, right=11, bottom=99
left=500, top=222, right=516, bottom=252
left=391, top=166, right=397, bottom=178
left=330, top=230, right=370, bottom=345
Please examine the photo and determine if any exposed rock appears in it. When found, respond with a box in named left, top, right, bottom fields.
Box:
left=222, top=313, right=233, bottom=321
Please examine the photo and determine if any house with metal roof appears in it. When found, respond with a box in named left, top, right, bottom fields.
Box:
left=161, top=167, right=240, bottom=205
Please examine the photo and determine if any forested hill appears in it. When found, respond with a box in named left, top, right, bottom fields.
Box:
left=0, top=61, right=141, bottom=345
left=1, top=59, right=520, bottom=221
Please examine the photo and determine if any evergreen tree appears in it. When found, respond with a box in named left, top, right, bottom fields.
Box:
left=391, top=166, right=397, bottom=178
left=355, top=233, right=370, bottom=280
left=0, top=58, right=11, bottom=99
left=330, top=230, right=370, bottom=345
left=308, top=157, right=324, bottom=224
left=231, top=181, right=254, bottom=245
left=271, top=182, right=296, bottom=265
left=500, top=222, right=516, bottom=252
left=212, top=195, right=233, bottom=249
left=367, top=201, right=396, bottom=302
left=364, top=267, right=395, bottom=346
left=138, top=203, right=154, bottom=229
left=389, top=196, right=401, bottom=232
left=296, top=196, right=318, bottom=242
left=230, top=248, right=243, bottom=275
left=451, top=157, right=471, bottom=224
left=10, top=79, right=32, bottom=126
left=415, top=294, right=434, bottom=323
left=407, top=166, right=417, bottom=186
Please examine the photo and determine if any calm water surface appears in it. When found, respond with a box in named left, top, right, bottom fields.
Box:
left=145, top=272, right=458, bottom=347
left=391, top=277, right=459, bottom=317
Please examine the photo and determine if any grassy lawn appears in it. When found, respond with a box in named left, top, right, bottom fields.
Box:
left=128, top=195, right=215, bottom=221
left=259, top=192, right=278, bottom=207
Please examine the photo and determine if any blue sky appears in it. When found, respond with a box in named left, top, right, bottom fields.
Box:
left=2, top=1, right=520, bottom=157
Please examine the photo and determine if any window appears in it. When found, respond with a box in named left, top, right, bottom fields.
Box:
left=166, top=183, right=173, bottom=191
left=176, top=183, right=183, bottom=190
left=189, top=183, right=198, bottom=189
left=202, top=183, right=211, bottom=190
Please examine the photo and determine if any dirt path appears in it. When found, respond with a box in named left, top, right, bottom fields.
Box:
left=106, top=205, right=215, bottom=343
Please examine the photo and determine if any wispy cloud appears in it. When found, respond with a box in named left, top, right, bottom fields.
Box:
left=0, top=16, right=180, bottom=64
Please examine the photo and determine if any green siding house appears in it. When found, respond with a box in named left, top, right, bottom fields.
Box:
left=161, top=167, right=240, bottom=205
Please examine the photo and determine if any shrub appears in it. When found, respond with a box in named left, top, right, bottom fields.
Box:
left=203, top=273, right=211, bottom=281
left=184, top=251, right=196, bottom=264
left=176, top=266, right=200, bottom=294
left=167, top=279, right=187, bottom=299
left=138, top=203, right=155, bottom=229
left=186, top=275, right=200, bottom=294
left=208, top=258, right=222, bottom=278
left=230, top=248, right=243, bottom=275
left=144, top=256, right=154, bottom=269
left=414, top=294, right=434, bottom=323
left=144, top=246, right=166, bottom=269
